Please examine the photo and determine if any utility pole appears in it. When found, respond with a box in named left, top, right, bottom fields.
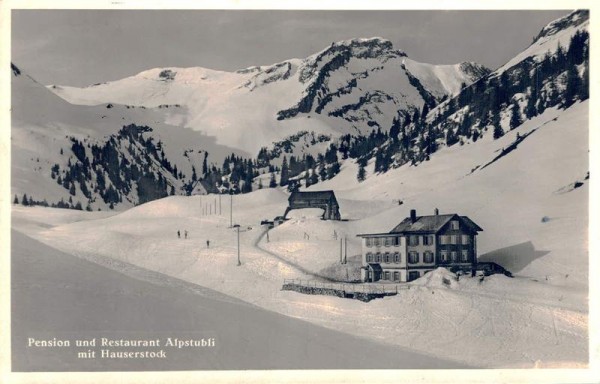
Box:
left=229, top=193, right=233, bottom=227
left=219, top=194, right=222, bottom=215
left=344, top=236, right=347, bottom=264
left=233, top=224, right=241, bottom=266
left=340, top=237, right=343, bottom=264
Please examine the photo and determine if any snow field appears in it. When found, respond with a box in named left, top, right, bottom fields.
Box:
left=12, top=101, right=589, bottom=368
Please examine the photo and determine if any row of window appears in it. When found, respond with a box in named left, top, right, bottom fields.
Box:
left=380, top=271, right=401, bottom=281
left=365, top=237, right=401, bottom=247
left=407, top=251, right=434, bottom=264
left=439, top=234, right=471, bottom=245
left=366, top=252, right=401, bottom=263
left=377, top=270, right=433, bottom=281
left=367, top=250, right=471, bottom=264
left=440, top=250, right=470, bottom=262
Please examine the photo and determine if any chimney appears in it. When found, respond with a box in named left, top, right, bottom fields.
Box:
left=410, top=209, right=417, bottom=223
left=434, top=208, right=439, bottom=215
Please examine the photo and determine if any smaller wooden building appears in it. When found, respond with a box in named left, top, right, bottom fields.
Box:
left=285, top=190, right=341, bottom=220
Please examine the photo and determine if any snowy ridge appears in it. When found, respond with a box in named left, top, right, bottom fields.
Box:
left=46, top=37, right=488, bottom=155
left=497, top=10, right=589, bottom=73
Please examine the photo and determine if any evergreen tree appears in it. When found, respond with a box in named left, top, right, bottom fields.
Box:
left=202, top=152, right=208, bottom=175
left=580, top=66, right=589, bottom=101
left=310, top=168, right=319, bottom=186
left=357, top=163, right=366, bottom=182
left=491, top=110, right=504, bottom=140
left=564, top=63, right=582, bottom=108
left=525, top=92, right=538, bottom=119
left=75, top=201, right=83, bottom=210
left=22, top=193, right=29, bottom=206
left=258, top=178, right=263, bottom=190
left=69, top=183, right=76, bottom=196
left=269, top=172, right=277, bottom=188
left=509, top=100, right=523, bottom=130
left=318, top=162, right=327, bottom=182
left=13, top=195, right=18, bottom=204
left=279, top=156, right=289, bottom=186
left=86, top=201, right=93, bottom=211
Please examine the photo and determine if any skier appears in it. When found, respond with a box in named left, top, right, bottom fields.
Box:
left=177, top=230, right=180, bottom=239
left=206, top=240, right=210, bottom=249
left=185, top=230, right=188, bottom=239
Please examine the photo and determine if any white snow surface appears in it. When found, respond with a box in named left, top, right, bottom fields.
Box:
left=12, top=101, right=589, bottom=368
left=45, top=39, right=484, bottom=155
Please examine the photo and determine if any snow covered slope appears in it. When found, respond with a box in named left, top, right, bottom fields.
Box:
left=13, top=101, right=588, bottom=368
left=11, top=65, right=247, bottom=210
left=47, top=38, right=488, bottom=154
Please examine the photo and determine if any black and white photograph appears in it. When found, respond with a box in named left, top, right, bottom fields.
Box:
left=1, top=1, right=597, bottom=383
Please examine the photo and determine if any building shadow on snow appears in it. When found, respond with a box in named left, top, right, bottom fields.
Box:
left=478, top=241, right=550, bottom=273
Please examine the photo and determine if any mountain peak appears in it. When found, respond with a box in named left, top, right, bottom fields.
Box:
left=533, top=10, right=589, bottom=44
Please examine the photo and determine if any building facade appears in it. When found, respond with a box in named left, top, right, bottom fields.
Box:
left=357, top=209, right=483, bottom=282
left=285, top=190, right=341, bottom=220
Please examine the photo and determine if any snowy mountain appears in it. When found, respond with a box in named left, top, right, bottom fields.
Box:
left=11, top=64, right=248, bottom=210
left=11, top=10, right=588, bottom=212
left=47, top=37, right=489, bottom=155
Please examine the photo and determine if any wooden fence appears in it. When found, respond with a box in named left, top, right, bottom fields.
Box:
left=281, top=279, right=409, bottom=302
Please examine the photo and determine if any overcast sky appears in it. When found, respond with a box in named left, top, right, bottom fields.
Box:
left=12, top=9, right=570, bottom=87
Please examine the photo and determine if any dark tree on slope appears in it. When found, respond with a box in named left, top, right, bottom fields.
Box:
left=279, top=156, right=289, bottom=186
left=509, top=99, right=523, bottom=130
left=491, top=109, right=504, bottom=140
left=13, top=195, right=18, bottom=204
left=202, top=152, right=209, bottom=176
left=269, top=172, right=277, bottom=188
left=563, top=63, right=582, bottom=108
left=357, top=163, right=366, bottom=182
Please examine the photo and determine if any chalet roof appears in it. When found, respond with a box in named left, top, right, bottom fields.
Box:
left=389, top=214, right=483, bottom=234
left=288, top=190, right=338, bottom=203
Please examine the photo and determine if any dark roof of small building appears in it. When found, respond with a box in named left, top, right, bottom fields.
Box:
left=389, top=213, right=483, bottom=234
left=288, top=190, right=338, bottom=203
left=367, top=263, right=383, bottom=272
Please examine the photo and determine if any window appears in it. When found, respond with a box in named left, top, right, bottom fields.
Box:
left=384, top=237, right=391, bottom=247
left=366, top=252, right=373, bottom=262
left=375, top=253, right=382, bottom=262
left=393, top=271, right=400, bottom=281
left=409, top=235, right=419, bottom=246
left=423, top=235, right=434, bottom=245
left=366, top=238, right=373, bottom=247
left=450, top=220, right=459, bottom=230
left=394, top=252, right=401, bottom=263
left=441, top=250, right=449, bottom=262
left=384, top=271, right=390, bottom=280
left=408, top=271, right=420, bottom=281
left=461, top=250, right=469, bottom=262
left=451, top=251, right=458, bottom=262
left=374, top=237, right=381, bottom=247
left=424, top=251, right=434, bottom=263
left=408, top=251, right=419, bottom=264
left=450, top=235, right=459, bottom=244
left=439, top=235, right=450, bottom=245
left=461, top=235, right=470, bottom=244
left=393, top=236, right=401, bottom=246
left=384, top=252, right=391, bottom=263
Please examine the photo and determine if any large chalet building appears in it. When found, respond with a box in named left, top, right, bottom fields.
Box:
left=357, top=209, right=483, bottom=282
left=285, top=191, right=341, bottom=220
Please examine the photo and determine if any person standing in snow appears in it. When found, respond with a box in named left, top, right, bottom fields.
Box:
left=206, top=240, right=210, bottom=248
left=185, top=230, right=188, bottom=239
left=177, top=230, right=180, bottom=239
